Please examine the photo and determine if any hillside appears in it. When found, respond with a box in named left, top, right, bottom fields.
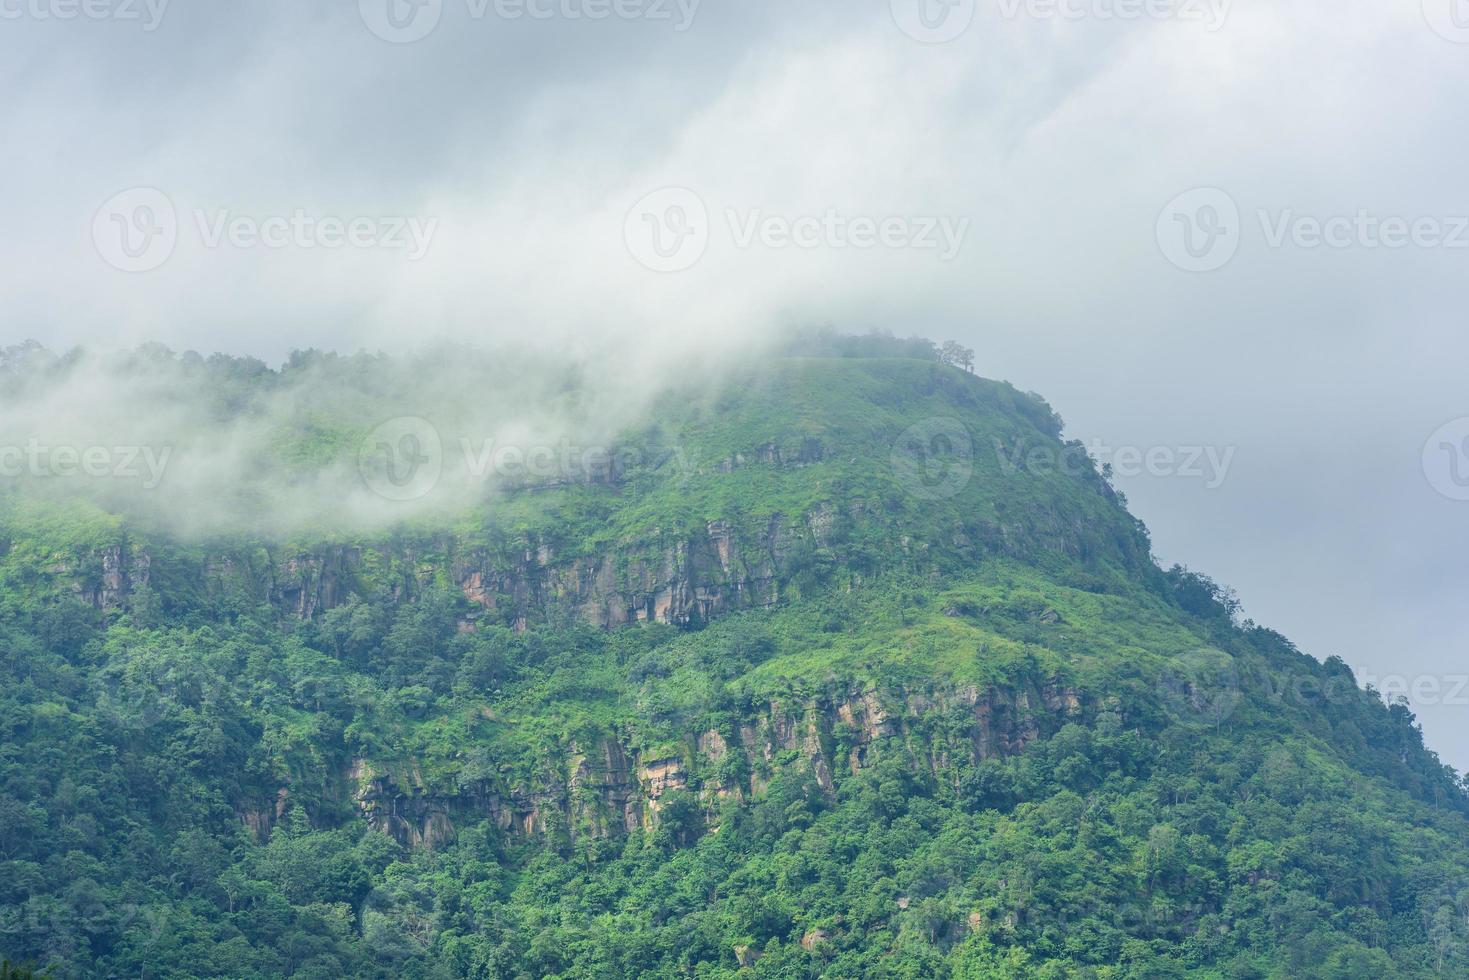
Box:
left=2, top=345, right=1467, bottom=978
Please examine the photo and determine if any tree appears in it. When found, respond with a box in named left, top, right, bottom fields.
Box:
left=940, top=341, right=975, bottom=373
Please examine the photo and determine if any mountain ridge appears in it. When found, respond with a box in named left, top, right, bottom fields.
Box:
left=1, top=346, right=1466, bottom=978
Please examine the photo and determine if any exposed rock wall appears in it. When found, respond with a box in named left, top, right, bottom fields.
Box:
left=51, top=543, right=153, bottom=611
left=319, top=679, right=1086, bottom=850
left=443, top=515, right=790, bottom=629
left=54, top=511, right=818, bottom=630
left=46, top=484, right=1127, bottom=630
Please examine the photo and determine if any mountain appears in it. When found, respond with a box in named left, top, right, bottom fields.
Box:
left=2, top=341, right=1467, bottom=978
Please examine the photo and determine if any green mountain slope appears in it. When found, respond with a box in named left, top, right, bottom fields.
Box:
left=1, top=344, right=1466, bottom=978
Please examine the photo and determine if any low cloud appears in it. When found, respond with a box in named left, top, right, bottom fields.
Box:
left=0, top=341, right=734, bottom=538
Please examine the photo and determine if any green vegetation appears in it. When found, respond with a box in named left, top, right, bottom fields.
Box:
left=1, top=338, right=1466, bottom=977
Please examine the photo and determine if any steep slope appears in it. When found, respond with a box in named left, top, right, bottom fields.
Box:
left=1, top=349, right=1466, bottom=978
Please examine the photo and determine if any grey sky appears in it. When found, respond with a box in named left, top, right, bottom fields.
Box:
left=3, top=0, right=1467, bottom=766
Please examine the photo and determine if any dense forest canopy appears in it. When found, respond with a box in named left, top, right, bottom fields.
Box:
left=0, top=338, right=1465, bottom=978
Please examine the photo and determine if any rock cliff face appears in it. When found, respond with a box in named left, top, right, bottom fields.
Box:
left=28, top=424, right=1125, bottom=854
left=51, top=504, right=847, bottom=629
left=444, top=515, right=791, bottom=630
left=41, top=535, right=1091, bottom=851
left=316, top=678, right=1086, bottom=850
left=45, top=455, right=1135, bottom=631
left=49, top=544, right=153, bottom=611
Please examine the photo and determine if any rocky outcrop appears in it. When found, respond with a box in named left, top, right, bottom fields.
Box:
left=42, top=465, right=1135, bottom=634
left=350, top=760, right=459, bottom=849
left=268, top=547, right=361, bottom=619
left=240, top=788, right=291, bottom=842
left=571, top=738, right=644, bottom=835
left=46, top=506, right=817, bottom=630
left=638, top=756, right=689, bottom=812
left=313, top=677, right=1087, bottom=850
left=733, top=944, right=762, bottom=968
left=59, top=543, right=152, bottom=611
left=445, top=515, right=795, bottom=630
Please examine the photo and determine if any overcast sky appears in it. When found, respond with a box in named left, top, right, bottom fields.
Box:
left=3, top=0, right=1467, bottom=767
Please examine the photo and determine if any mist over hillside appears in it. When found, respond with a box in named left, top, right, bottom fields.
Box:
left=4, top=0, right=1467, bottom=973
left=0, top=332, right=991, bottom=539
left=2, top=340, right=1467, bottom=977
left=0, top=338, right=747, bottom=537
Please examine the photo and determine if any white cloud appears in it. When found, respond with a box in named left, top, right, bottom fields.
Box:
left=2, top=0, right=1468, bottom=764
